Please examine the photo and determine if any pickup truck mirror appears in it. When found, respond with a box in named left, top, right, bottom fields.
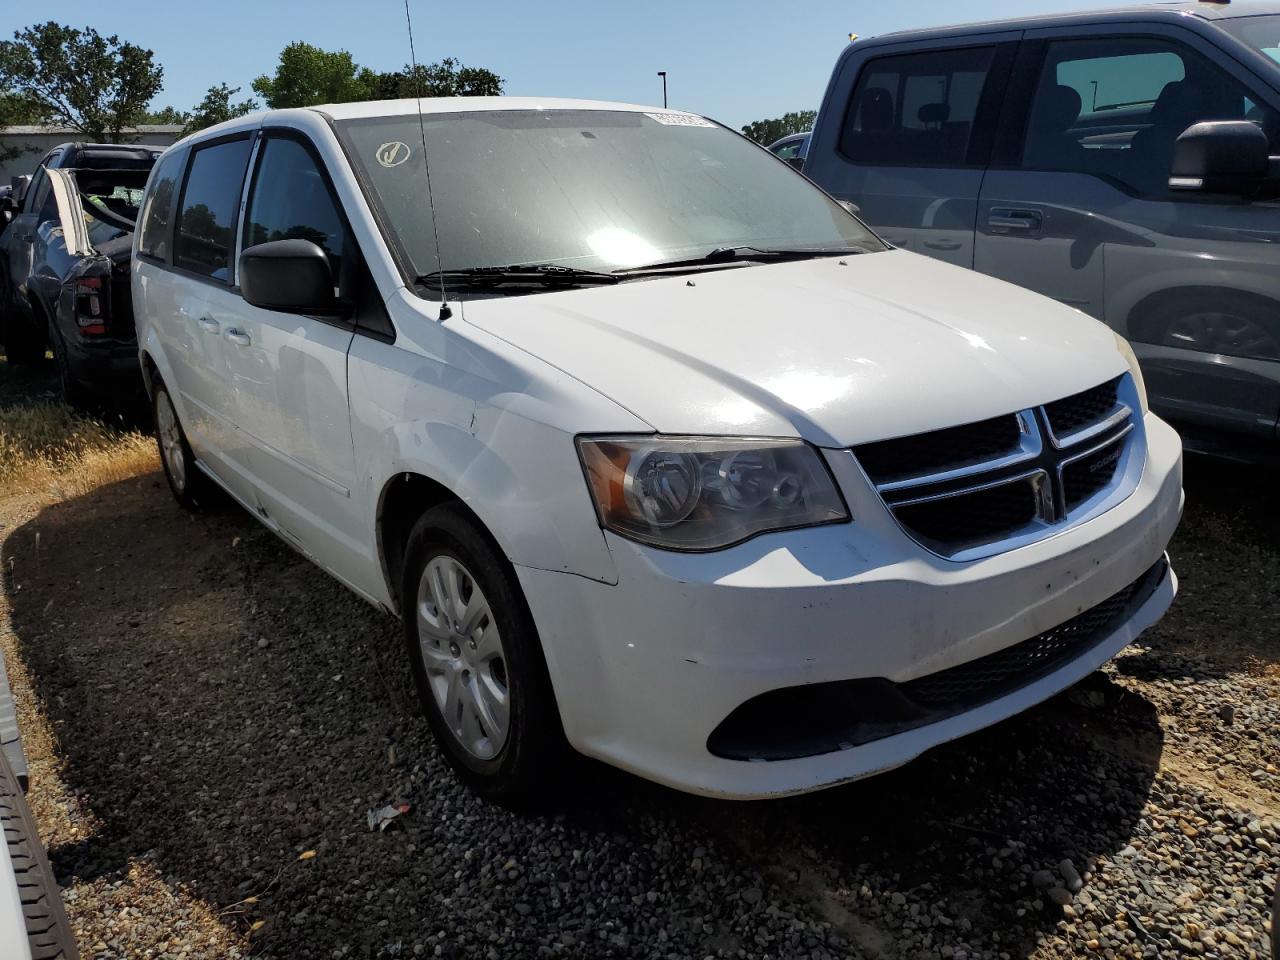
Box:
left=239, top=239, right=344, bottom=316
left=1169, top=120, right=1280, bottom=197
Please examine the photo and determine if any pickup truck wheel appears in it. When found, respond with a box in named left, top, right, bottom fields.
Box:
left=2, top=316, right=46, bottom=365
left=401, top=504, right=567, bottom=806
left=0, top=749, right=80, bottom=960
left=46, top=320, right=89, bottom=412
left=153, top=382, right=217, bottom=512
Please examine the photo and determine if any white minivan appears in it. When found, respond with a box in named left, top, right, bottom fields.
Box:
left=133, top=97, right=1183, bottom=802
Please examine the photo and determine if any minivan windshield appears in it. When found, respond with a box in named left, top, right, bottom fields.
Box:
left=1221, top=15, right=1280, bottom=63
left=335, top=109, right=883, bottom=294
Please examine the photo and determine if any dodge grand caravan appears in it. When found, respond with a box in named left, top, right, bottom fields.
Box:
left=804, top=2, right=1280, bottom=458
left=133, top=98, right=1182, bottom=802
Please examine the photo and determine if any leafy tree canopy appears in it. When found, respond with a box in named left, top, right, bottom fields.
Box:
left=144, top=104, right=188, bottom=126
left=740, top=110, right=816, bottom=146
left=252, top=42, right=503, bottom=109
left=0, top=22, right=163, bottom=141
left=0, top=90, right=47, bottom=164
left=364, top=58, right=503, bottom=100
left=252, top=42, right=369, bottom=110
left=182, top=83, right=258, bottom=135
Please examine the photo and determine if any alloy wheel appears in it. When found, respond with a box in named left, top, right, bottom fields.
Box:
left=415, top=554, right=510, bottom=760
left=155, top=390, right=186, bottom=492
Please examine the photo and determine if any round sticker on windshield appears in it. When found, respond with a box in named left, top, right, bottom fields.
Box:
left=375, top=141, right=411, bottom=168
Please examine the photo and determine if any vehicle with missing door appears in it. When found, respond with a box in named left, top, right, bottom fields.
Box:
left=0, top=142, right=160, bottom=406
left=804, top=1, right=1280, bottom=458
left=133, top=97, right=1181, bottom=802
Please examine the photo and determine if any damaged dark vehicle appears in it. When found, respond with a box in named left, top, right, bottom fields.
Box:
left=0, top=143, right=161, bottom=408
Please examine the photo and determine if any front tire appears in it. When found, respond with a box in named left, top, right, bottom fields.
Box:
left=153, top=380, right=218, bottom=511
left=401, top=504, right=567, bottom=805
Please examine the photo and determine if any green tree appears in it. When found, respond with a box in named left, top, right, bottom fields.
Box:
left=365, top=58, right=503, bottom=99
left=145, top=104, right=189, bottom=125
left=740, top=110, right=816, bottom=146
left=182, top=83, right=258, bottom=135
left=0, top=22, right=163, bottom=141
left=0, top=90, right=48, bottom=164
left=252, top=42, right=504, bottom=108
left=251, top=42, right=372, bottom=109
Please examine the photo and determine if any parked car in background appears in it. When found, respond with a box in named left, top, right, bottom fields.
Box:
left=766, top=130, right=810, bottom=168
left=135, top=97, right=1180, bottom=804
left=0, top=143, right=160, bottom=408
left=805, top=2, right=1280, bottom=458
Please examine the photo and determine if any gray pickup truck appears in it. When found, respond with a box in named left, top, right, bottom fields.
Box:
left=805, top=1, right=1280, bottom=457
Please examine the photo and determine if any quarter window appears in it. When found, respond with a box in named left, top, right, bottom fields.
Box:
left=174, top=137, right=252, bottom=281
left=840, top=46, right=997, bottom=165
left=137, top=149, right=186, bottom=261
left=243, top=136, right=348, bottom=282
left=1020, top=37, right=1280, bottom=194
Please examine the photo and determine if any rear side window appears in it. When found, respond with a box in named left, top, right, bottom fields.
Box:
left=840, top=46, right=997, bottom=166
left=174, top=137, right=252, bottom=281
left=138, top=150, right=186, bottom=261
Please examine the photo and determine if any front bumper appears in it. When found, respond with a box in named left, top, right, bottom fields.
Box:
left=518, top=413, right=1183, bottom=799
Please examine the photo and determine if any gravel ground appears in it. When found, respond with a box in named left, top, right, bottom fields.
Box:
left=0, top=409, right=1275, bottom=958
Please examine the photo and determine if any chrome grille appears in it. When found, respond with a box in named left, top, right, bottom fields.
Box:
left=851, top=375, right=1141, bottom=560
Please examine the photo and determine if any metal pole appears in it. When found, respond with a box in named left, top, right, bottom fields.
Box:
left=657, top=71, right=668, bottom=108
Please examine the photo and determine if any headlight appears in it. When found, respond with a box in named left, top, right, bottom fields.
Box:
left=577, top=436, right=849, bottom=550
left=1113, top=331, right=1149, bottom=413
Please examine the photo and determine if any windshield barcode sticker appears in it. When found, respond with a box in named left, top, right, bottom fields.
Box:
left=645, top=112, right=716, bottom=128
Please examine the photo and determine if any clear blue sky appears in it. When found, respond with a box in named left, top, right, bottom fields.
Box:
left=8, top=0, right=1130, bottom=130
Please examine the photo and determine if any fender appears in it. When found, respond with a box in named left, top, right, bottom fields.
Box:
left=349, top=296, right=646, bottom=602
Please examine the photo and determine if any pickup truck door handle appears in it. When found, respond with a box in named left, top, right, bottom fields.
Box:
left=197, top=316, right=220, bottom=333
left=987, top=208, right=1043, bottom=234
left=223, top=328, right=251, bottom=347
left=923, top=238, right=963, bottom=251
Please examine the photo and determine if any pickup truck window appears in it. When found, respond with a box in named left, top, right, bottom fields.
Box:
left=174, top=137, right=252, bottom=281
left=1021, top=37, right=1280, bottom=194
left=1220, top=15, right=1280, bottom=64
left=138, top=149, right=186, bottom=261
left=336, top=109, right=881, bottom=286
left=839, top=46, right=996, bottom=166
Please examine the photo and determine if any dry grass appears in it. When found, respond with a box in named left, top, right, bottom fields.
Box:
left=0, top=401, right=156, bottom=502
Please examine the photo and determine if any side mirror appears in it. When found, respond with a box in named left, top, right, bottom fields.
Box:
left=838, top=198, right=861, bottom=216
left=239, top=239, right=343, bottom=316
left=10, top=175, right=30, bottom=206
left=785, top=155, right=805, bottom=171
left=1169, top=120, right=1279, bottom=196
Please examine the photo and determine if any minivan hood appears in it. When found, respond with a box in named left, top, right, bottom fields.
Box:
left=462, top=249, right=1127, bottom=447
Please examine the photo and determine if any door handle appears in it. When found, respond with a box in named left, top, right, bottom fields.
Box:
left=923, top=238, right=963, bottom=251
left=20, top=233, right=33, bottom=243
left=988, top=208, right=1043, bottom=233
left=197, top=316, right=220, bottom=333
left=223, top=328, right=251, bottom=346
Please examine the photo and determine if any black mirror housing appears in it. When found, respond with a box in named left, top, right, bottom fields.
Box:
left=1169, top=120, right=1271, bottom=195
left=239, top=239, right=343, bottom=316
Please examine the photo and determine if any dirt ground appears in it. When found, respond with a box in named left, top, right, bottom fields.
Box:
left=0, top=362, right=1275, bottom=959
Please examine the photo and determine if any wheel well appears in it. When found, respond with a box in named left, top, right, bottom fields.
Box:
left=23, top=292, right=51, bottom=344
left=377, top=473, right=500, bottom=613
left=1128, top=285, right=1280, bottom=341
left=140, top=351, right=159, bottom=397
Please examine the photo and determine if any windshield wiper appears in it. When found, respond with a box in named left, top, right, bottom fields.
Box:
left=614, top=245, right=867, bottom=275
left=416, top=263, right=621, bottom=291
